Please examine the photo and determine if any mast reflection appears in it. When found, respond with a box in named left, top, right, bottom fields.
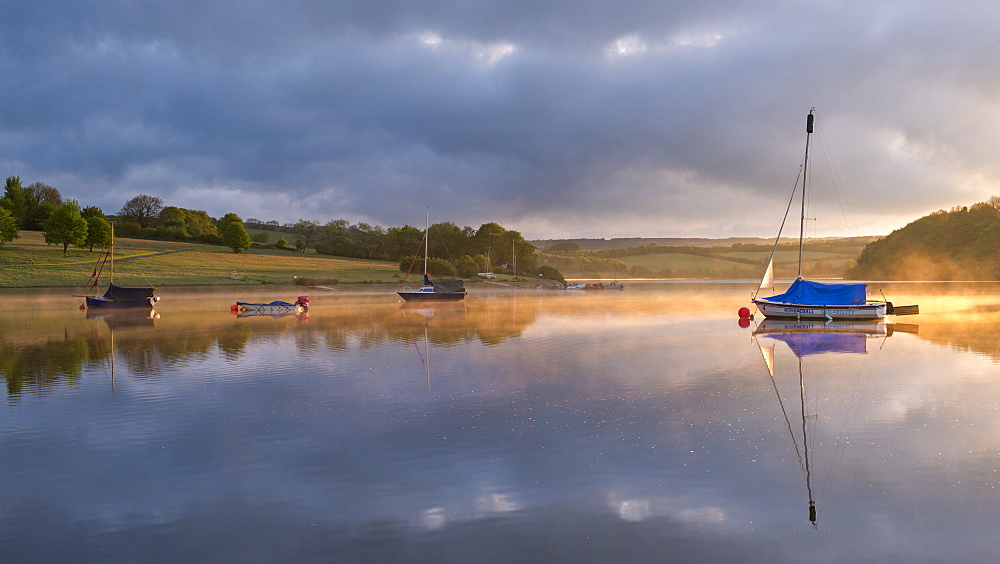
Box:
left=753, top=319, right=913, bottom=527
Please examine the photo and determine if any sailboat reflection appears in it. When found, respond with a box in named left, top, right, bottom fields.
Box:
left=87, top=309, right=159, bottom=394
left=86, top=308, right=159, bottom=327
left=398, top=302, right=466, bottom=393
left=752, top=319, right=914, bottom=527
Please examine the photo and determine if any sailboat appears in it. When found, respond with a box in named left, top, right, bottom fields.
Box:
left=752, top=110, right=917, bottom=321
left=78, top=225, right=159, bottom=309
left=397, top=209, right=467, bottom=302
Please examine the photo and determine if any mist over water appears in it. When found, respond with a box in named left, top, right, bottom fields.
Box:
left=2, top=283, right=1000, bottom=562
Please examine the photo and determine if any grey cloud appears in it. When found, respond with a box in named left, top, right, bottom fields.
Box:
left=4, top=1, right=1000, bottom=236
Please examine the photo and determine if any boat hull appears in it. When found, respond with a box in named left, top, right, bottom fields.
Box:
left=397, top=291, right=466, bottom=302
left=86, top=296, right=157, bottom=309
left=235, top=303, right=306, bottom=315
left=752, top=298, right=886, bottom=320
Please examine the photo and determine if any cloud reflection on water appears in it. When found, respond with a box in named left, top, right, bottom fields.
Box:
left=4, top=285, right=1000, bottom=561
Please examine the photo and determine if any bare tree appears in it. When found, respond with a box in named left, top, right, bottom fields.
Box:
left=118, top=194, right=164, bottom=228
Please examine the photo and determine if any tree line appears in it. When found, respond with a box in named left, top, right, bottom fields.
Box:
left=0, top=177, right=255, bottom=255
left=847, top=197, right=1000, bottom=281
left=0, top=176, right=561, bottom=280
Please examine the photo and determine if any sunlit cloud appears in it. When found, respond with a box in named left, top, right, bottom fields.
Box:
left=605, top=28, right=727, bottom=60
left=413, top=30, right=516, bottom=66
left=671, top=30, right=725, bottom=48
left=605, top=34, right=649, bottom=58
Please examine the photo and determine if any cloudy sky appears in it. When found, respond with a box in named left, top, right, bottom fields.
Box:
left=4, top=1, right=1000, bottom=240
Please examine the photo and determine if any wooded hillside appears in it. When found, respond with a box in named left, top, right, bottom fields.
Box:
left=847, top=198, right=1000, bottom=280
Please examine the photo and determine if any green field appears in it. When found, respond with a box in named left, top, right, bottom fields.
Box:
left=550, top=239, right=872, bottom=280
left=0, top=231, right=401, bottom=288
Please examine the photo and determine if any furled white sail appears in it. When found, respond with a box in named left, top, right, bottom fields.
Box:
left=759, top=258, right=774, bottom=291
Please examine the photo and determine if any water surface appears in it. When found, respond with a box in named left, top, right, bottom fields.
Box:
left=3, top=283, right=1000, bottom=562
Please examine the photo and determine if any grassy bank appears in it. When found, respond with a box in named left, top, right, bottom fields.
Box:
left=0, top=231, right=402, bottom=288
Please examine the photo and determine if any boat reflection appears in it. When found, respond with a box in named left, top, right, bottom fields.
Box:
left=235, top=310, right=309, bottom=321
left=86, top=308, right=160, bottom=327
left=398, top=302, right=467, bottom=393
left=752, top=319, right=915, bottom=527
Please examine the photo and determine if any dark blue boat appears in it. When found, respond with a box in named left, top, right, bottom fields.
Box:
left=79, top=226, right=159, bottom=310
left=86, top=283, right=158, bottom=309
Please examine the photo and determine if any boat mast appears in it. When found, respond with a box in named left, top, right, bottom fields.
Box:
left=798, top=109, right=814, bottom=279
left=423, top=207, right=429, bottom=280
left=110, top=223, right=115, bottom=285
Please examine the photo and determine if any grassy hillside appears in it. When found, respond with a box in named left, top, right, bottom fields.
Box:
left=542, top=238, right=874, bottom=280
left=0, top=231, right=400, bottom=288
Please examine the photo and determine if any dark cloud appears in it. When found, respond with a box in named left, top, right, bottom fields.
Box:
left=3, top=1, right=1000, bottom=237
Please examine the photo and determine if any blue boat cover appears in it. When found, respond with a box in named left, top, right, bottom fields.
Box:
left=762, top=278, right=867, bottom=306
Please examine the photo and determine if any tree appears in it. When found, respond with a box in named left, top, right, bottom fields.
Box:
left=428, top=221, right=466, bottom=260
left=384, top=224, right=423, bottom=261
left=25, top=182, right=62, bottom=206
left=84, top=216, right=113, bottom=251
left=44, top=200, right=88, bottom=256
left=221, top=221, right=252, bottom=253
left=81, top=206, right=105, bottom=219
left=183, top=209, right=217, bottom=238
left=118, top=194, right=163, bottom=228
left=293, top=219, right=320, bottom=248
left=348, top=222, right=386, bottom=259
left=0, top=176, right=27, bottom=228
left=0, top=207, right=18, bottom=246
left=474, top=222, right=506, bottom=259
left=454, top=255, right=479, bottom=277
left=23, top=182, right=63, bottom=230
left=158, top=206, right=186, bottom=228
left=537, top=265, right=565, bottom=283
left=217, top=212, right=243, bottom=234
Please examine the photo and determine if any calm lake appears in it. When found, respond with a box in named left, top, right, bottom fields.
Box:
left=3, top=282, right=1000, bottom=562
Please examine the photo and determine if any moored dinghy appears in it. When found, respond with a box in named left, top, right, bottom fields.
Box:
left=232, top=296, right=309, bottom=315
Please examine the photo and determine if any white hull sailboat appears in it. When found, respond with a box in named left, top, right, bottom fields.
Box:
left=751, top=110, right=915, bottom=321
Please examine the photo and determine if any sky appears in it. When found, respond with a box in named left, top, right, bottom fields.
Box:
left=4, top=1, right=1000, bottom=240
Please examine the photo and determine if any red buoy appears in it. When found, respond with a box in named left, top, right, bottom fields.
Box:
left=738, top=306, right=751, bottom=318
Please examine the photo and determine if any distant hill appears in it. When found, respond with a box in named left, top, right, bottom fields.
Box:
left=530, top=236, right=875, bottom=252
left=847, top=201, right=1000, bottom=280
left=535, top=236, right=878, bottom=280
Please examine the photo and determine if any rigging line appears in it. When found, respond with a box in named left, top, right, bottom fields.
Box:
left=399, top=232, right=427, bottom=288
left=814, top=117, right=861, bottom=236
left=819, top=338, right=884, bottom=502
